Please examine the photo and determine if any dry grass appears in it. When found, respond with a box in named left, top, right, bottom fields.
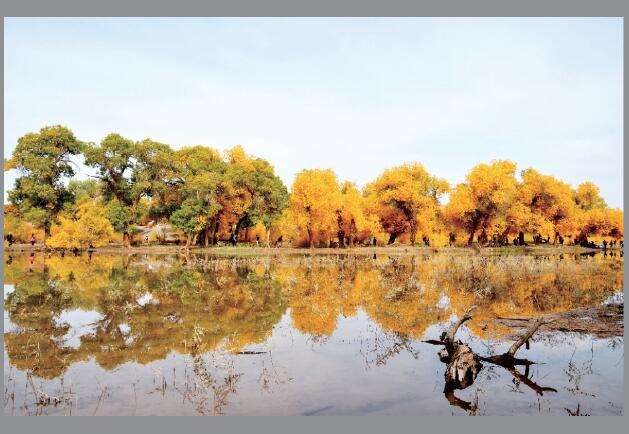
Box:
left=427, top=254, right=622, bottom=298
left=7, top=243, right=602, bottom=256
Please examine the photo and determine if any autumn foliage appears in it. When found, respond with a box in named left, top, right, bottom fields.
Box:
left=365, top=163, right=449, bottom=245
left=4, top=252, right=622, bottom=378
left=4, top=125, right=623, bottom=249
left=47, top=199, right=116, bottom=249
left=289, top=169, right=342, bottom=247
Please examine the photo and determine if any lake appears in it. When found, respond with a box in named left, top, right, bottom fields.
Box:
left=3, top=250, right=624, bottom=416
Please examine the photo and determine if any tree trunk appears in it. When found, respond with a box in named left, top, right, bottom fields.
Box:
left=478, top=229, right=488, bottom=246
left=235, top=217, right=245, bottom=236
left=410, top=224, right=417, bottom=245
left=266, top=227, right=271, bottom=247
left=204, top=227, right=210, bottom=247
left=307, top=227, right=314, bottom=248
left=349, top=219, right=357, bottom=247
left=429, top=307, right=555, bottom=405
left=123, top=233, right=131, bottom=248
left=388, top=232, right=398, bottom=245
left=338, top=230, right=346, bottom=248
left=211, top=220, right=219, bottom=245
left=500, top=227, right=511, bottom=246
left=438, top=307, right=482, bottom=391
left=467, top=231, right=475, bottom=246
left=44, top=224, right=51, bottom=243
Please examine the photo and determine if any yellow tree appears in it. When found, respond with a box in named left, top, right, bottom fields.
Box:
left=46, top=199, right=115, bottom=249
left=444, top=160, right=518, bottom=245
left=496, top=201, right=534, bottom=243
left=270, top=207, right=299, bottom=245
left=578, top=207, right=624, bottom=242
left=289, top=169, right=342, bottom=248
left=336, top=181, right=373, bottom=247
left=519, top=168, right=577, bottom=243
left=365, top=163, right=449, bottom=245
left=573, top=181, right=616, bottom=243
left=3, top=204, right=44, bottom=243
left=605, top=208, right=624, bottom=239
left=574, top=182, right=607, bottom=211
left=218, top=146, right=256, bottom=237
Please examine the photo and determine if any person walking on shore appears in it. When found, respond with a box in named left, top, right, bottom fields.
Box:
left=30, top=233, right=36, bottom=247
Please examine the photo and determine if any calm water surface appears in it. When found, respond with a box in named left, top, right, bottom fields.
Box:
left=3, top=251, right=624, bottom=415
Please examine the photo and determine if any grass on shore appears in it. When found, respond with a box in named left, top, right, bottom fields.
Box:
left=4, top=242, right=612, bottom=256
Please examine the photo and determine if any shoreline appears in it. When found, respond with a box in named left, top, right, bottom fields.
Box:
left=3, top=243, right=618, bottom=256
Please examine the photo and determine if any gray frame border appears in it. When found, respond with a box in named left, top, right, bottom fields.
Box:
left=0, top=0, right=626, bottom=432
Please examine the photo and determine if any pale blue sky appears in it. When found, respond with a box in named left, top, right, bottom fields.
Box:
left=3, top=18, right=623, bottom=207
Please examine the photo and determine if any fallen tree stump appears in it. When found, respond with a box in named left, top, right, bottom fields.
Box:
left=426, top=306, right=558, bottom=413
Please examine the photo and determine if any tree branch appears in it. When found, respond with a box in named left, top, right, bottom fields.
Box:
left=444, top=305, right=477, bottom=344
left=507, top=317, right=551, bottom=357
left=505, top=365, right=558, bottom=396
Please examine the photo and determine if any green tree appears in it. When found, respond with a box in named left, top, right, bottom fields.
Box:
left=168, top=146, right=226, bottom=246
left=84, top=134, right=173, bottom=246
left=6, top=125, right=82, bottom=238
left=169, top=200, right=208, bottom=246
left=130, top=139, right=175, bottom=209
left=68, top=179, right=101, bottom=202
left=224, top=147, right=288, bottom=246
left=166, top=145, right=287, bottom=247
left=107, top=199, right=135, bottom=246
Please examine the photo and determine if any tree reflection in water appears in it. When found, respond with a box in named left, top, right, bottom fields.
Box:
left=3, top=251, right=623, bottom=415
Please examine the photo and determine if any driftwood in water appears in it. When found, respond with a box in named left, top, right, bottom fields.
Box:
left=493, top=304, right=623, bottom=339
left=427, top=307, right=557, bottom=413
left=435, top=307, right=483, bottom=392
left=480, top=317, right=549, bottom=367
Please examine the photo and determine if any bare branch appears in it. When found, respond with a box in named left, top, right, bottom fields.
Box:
left=444, top=388, right=477, bottom=413
left=505, top=366, right=558, bottom=396
left=445, top=305, right=477, bottom=344
left=507, top=317, right=552, bottom=357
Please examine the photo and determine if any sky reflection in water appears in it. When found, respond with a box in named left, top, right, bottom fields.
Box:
left=3, top=251, right=624, bottom=415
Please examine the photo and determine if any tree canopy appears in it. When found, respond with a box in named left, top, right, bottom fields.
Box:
left=5, top=125, right=82, bottom=237
left=4, top=125, right=623, bottom=249
left=365, top=163, right=449, bottom=245
left=289, top=169, right=342, bottom=248
left=444, top=160, right=519, bottom=245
